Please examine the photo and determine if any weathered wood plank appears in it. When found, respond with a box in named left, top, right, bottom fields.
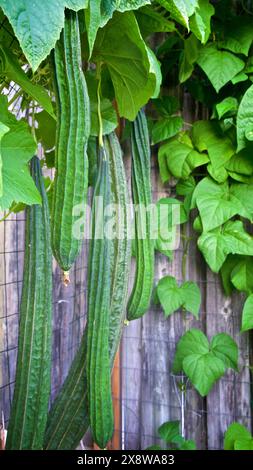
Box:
left=206, top=271, right=252, bottom=449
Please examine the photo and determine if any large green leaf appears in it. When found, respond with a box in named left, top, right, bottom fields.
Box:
left=215, top=97, right=238, bottom=120
left=0, top=122, right=9, bottom=198
left=158, top=421, right=180, bottom=443
left=224, top=423, right=252, bottom=450
left=231, top=258, right=253, bottom=295
left=237, top=85, right=253, bottom=152
left=154, top=197, right=187, bottom=257
left=135, top=5, right=175, bottom=37
left=198, top=220, right=253, bottom=272
left=226, top=149, right=253, bottom=176
left=0, top=46, right=55, bottom=118
left=156, top=275, right=201, bottom=317
left=92, top=11, right=156, bottom=120
left=0, top=96, right=39, bottom=210
left=0, top=1, right=88, bottom=71
left=192, top=120, right=234, bottom=169
left=158, top=0, right=198, bottom=29
left=220, top=255, right=242, bottom=296
left=193, top=177, right=246, bottom=232
left=219, top=17, right=253, bottom=56
left=160, top=139, right=208, bottom=179
left=86, top=1, right=150, bottom=56
left=189, top=0, right=214, bottom=44
left=197, top=44, right=245, bottom=93
left=241, top=294, right=253, bottom=332
left=0, top=1, right=151, bottom=70
left=179, top=34, right=201, bottom=83
left=173, top=328, right=238, bottom=396
left=85, top=71, right=118, bottom=136
left=152, top=116, right=183, bottom=144
left=210, top=333, right=238, bottom=370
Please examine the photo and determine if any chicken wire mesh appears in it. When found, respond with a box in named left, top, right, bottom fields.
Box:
left=0, top=16, right=252, bottom=451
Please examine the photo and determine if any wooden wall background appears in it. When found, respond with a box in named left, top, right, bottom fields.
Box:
left=0, top=93, right=252, bottom=450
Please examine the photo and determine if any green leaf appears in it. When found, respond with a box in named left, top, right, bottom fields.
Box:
left=154, top=198, right=186, bottom=256
left=224, top=423, right=252, bottom=450
left=179, top=439, right=196, bottom=450
left=207, top=163, right=228, bottom=183
left=183, top=352, right=225, bottom=396
left=210, top=333, right=238, bottom=371
left=179, top=34, right=201, bottom=83
left=35, top=111, right=56, bottom=151
left=85, top=1, right=101, bottom=57
left=100, top=0, right=151, bottom=27
left=158, top=152, right=171, bottom=183
left=231, top=71, right=248, bottom=85
left=92, top=11, right=156, bottom=120
left=215, top=97, right=238, bottom=120
left=192, top=121, right=234, bottom=169
left=153, top=96, right=180, bottom=117
left=146, top=46, right=162, bottom=99
left=193, top=177, right=245, bottom=232
left=156, top=275, right=200, bottom=317
left=160, top=140, right=208, bottom=180
left=231, top=258, right=253, bottom=295
left=176, top=176, right=196, bottom=215
left=198, top=220, right=253, bottom=272
left=234, top=439, right=253, bottom=450
left=158, top=421, right=180, bottom=443
left=189, top=0, right=214, bottom=44
left=230, top=182, right=253, bottom=220
left=173, top=328, right=209, bottom=373
left=173, top=328, right=238, bottom=396
left=241, top=294, right=253, bottom=332
left=86, top=71, right=118, bottom=136
left=219, top=17, right=253, bottom=56
left=237, top=84, right=253, bottom=152
left=0, top=0, right=88, bottom=71
left=0, top=95, right=39, bottom=210
left=220, top=255, right=242, bottom=296
left=0, top=122, right=9, bottom=197
left=225, top=149, right=253, bottom=176
left=135, top=5, right=175, bottom=37
left=197, top=44, right=245, bottom=93
left=0, top=46, right=55, bottom=118
left=158, top=0, right=198, bottom=29
left=152, top=116, right=183, bottom=144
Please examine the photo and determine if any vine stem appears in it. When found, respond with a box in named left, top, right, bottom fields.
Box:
left=97, top=63, right=104, bottom=148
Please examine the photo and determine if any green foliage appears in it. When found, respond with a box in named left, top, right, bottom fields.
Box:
left=156, top=275, right=201, bottom=317
left=147, top=420, right=196, bottom=450
left=173, top=328, right=238, bottom=396
left=197, top=44, right=245, bottom=93
left=86, top=71, right=118, bottom=136
left=0, top=96, right=39, bottom=210
left=198, top=220, right=253, bottom=273
left=241, top=295, right=253, bottom=332
left=0, top=0, right=88, bottom=71
left=224, top=423, right=253, bottom=450
left=92, top=11, right=160, bottom=120
left=237, top=84, right=253, bottom=151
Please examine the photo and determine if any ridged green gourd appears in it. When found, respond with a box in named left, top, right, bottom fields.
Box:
left=6, top=157, right=52, bottom=450
left=44, top=133, right=130, bottom=450
left=51, top=10, right=90, bottom=280
left=127, top=109, right=154, bottom=320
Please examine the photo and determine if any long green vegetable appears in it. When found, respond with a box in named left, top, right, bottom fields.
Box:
left=44, top=132, right=130, bottom=449
left=51, top=10, right=90, bottom=280
left=127, top=109, right=154, bottom=320
left=6, top=157, right=52, bottom=450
